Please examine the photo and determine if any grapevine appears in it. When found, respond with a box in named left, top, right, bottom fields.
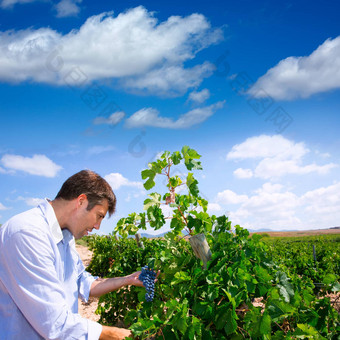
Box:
left=86, top=146, right=339, bottom=339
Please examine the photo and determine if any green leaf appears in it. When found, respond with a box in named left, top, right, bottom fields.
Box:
left=147, top=206, right=165, bottom=230
left=215, top=304, right=231, bottom=330
left=161, top=151, right=171, bottom=159
left=322, top=273, right=337, bottom=285
left=171, top=151, right=182, bottom=165
left=181, top=146, right=202, bottom=170
left=267, top=299, right=295, bottom=320
left=224, top=309, right=238, bottom=335
left=186, top=173, right=199, bottom=197
left=186, top=316, right=202, bottom=340
left=295, top=324, right=320, bottom=337
left=172, top=271, right=192, bottom=285
left=141, top=168, right=156, bottom=190
left=260, top=313, right=271, bottom=335
left=193, top=302, right=213, bottom=319
left=169, top=176, right=182, bottom=188
left=172, top=305, right=188, bottom=334
left=143, top=192, right=162, bottom=210
left=276, top=271, right=294, bottom=303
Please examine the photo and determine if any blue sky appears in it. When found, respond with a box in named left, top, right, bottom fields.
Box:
left=0, top=0, right=339, bottom=235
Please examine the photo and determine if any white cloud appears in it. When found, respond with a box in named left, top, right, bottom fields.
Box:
left=0, top=6, right=223, bottom=96
left=216, top=189, right=248, bottom=205
left=233, top=168, right=253, bottom=179
left=248, top=36, right=340, bottom=100
left=215, top=181, right=340, bottom=230
left=0, top=202, right=10, bottom=210
left=227, top=135, right=337, bottom=179
left=17, top=196, right=45, bottom=206
left=188, top=89, right=211, bottom=104
left=104, top=172, right=144, bottom=191
left=254, top=158, right=337, bottom=179
left=207, top=203, right=222, bottom=213
left=301, top=182, right=340, bottom=216
left=227, top=135, right=307, bottom=160
left=55, top=0, right=82, bottom=18
left=216, top=183, right=301, bottom=230
left=122, top=62, right=215, bottom=96
left=1, top=154, right=62, bottom=177
left=87, top=145, right=115, bottom=155
left=93, top=111, right=125, bottom=126
left=125, top=101, right=225, bottom=129
left=0, top=0, right=36, bottom=9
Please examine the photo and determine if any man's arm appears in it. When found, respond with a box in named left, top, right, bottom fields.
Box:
left=90, top=271, right=143, bottom=297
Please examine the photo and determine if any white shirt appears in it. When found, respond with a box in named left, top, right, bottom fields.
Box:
left=0, top=199, right=102, bottom=339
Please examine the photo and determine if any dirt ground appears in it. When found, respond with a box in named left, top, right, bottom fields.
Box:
left=76, top=244, right=100, bottom=322
left=250, top=228, right=340, bottom=237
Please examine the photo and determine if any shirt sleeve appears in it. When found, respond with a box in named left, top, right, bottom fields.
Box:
left=69, top=240, right=98, bottom=303
left=1, top=228, right=102, bottom=340
left=78, top=270, right=98, bottom=302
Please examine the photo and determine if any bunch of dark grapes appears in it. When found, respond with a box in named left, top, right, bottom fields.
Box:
left=139, top=265, right=156, bottom=302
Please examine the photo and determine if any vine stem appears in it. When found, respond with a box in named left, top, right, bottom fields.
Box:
left=164, top=157, right=192, bottom=235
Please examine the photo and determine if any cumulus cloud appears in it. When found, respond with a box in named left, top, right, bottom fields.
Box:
left=125, top=101, right=225, bottom=129
left=207, top=203, right=222, bottom=213
left=104, top=172, right=144, bottom=191
left=214, top=181, right=340, bottom=230
left=227, top=135, right=337, bottom=179
left=87, top=145, right=115, bottom=155
left=248, top=36, right=340, bottom=100
left=0, top=0, right=36, bottom=9
left=93, top=111, right=125, bottom=126
left=0, top=6, right=223, bottom=95
left=301, top=182, right=340, bottom=216
left=55, top=0, right=82, bottom=18
left=187, top=88, right=210, bottom=104
left=122, top=63, right=215, bottom=96
left=17, top=196, right=45, bottom=206
left=0, top=202, right=10, bottom=210
left=227, top=135, right=306, bottom=160
left=216, top=189, right=248, bottom=205
left=233, top=168, right=253, bottom=179
left=0, top=154, right=62, bottom=177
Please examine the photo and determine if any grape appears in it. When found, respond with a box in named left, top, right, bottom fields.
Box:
left=139, top=265, right=157, bottom=302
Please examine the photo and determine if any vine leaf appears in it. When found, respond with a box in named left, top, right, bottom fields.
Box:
left=141, top=169, right=156, bottom=190
left=186, top=173, right=199, bottom=197
left=260, top=313, right=272, bottom=335
left=181, top=146, right=202, bottom=170
left=143, top=192, right=162, bottom=210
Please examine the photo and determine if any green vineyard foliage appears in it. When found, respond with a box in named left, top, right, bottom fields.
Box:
left=265, top=235, right=340, bottom=284
left=86, top=147, right=339, bottom=339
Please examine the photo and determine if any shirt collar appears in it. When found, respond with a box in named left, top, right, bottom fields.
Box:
left=38, top=198, right=63, bottom=244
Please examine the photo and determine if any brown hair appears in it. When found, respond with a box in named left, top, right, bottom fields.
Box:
left=55, top=170, right=116, bottom=216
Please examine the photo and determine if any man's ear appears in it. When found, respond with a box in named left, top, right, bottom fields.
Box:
left=77, top=193, right=88, bottom=207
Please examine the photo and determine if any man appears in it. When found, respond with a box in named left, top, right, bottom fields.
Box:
left=0, top=170, right=146, bottom=339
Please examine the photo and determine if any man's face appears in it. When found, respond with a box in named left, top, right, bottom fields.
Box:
left=73, top=198, right=108, bottom=239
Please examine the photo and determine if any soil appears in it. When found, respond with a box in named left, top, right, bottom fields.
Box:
left=250, top=228, right=340, bottom=237
left=76, top=244, right=100, bottom=322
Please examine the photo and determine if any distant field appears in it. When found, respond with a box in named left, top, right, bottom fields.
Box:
left=251, top=228, right=340, bottom=238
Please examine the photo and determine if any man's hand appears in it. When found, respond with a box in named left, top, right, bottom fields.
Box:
left=124, top=271, right=143, bottom=287
left=99, top=325, right=132, bottom=340
left=124, top=270, right=160, bottom=287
